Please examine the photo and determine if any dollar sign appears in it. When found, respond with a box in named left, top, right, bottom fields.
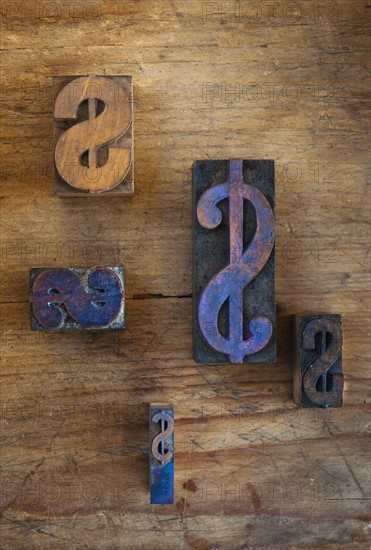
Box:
left=302, top=318, right=343, bottom=406
left=197, top=159, right=275, bottom=363
left=151, top=412, right=174, bottom=466
left=32, top=267, right=123, bottom=329
left=54, top=75, right=131, bottom=193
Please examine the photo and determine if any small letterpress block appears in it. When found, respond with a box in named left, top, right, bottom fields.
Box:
left=53, top=75, right=134, bottom=196
left=30, top=267, right=125, bottom=330
left=194, top=158, right=276, bottom=364
left=149, top=404, right=174, bottom=505
left=293, top=314, right=343, bottom=408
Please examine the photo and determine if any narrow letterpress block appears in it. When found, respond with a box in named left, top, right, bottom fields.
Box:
left=53, top=75, right=134, bottom=196
left=194, top=159, right=276, bottom=364
left=293, top=314, right=343, bottom=408
left=30, top=267, right=125, bottom=330
left=149, top=404, right=174, bottom=505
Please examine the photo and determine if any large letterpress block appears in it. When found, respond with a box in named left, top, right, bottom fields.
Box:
left=293, top=314, right=343, bottom=408
left=30, top=267, right=125, bottom=330
left=53, top=75, right=134, bottom=196
left=194, top=159, right=276, bottom=364
left=149, top=404, right=174, bottom=505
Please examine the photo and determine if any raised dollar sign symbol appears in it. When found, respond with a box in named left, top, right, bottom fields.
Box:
left=151, top=412, right=174, bottom=466
left=197, top=159, right=275, bottom=363
left=302, top=318, right=343, bottom=407
left=54, top=75, right=131, bottom=193
left=32, top=268, right=123, bottom=329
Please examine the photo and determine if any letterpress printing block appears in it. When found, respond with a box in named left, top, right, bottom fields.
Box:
left=194, top=159, right=276, bottom=364
left=53, top=75, right=134, bottom=196
left=149, top=404, right=174, bottom=505
left=293, top=314, right=343, bottom=408
left=30, top=267, right=125, bottom=330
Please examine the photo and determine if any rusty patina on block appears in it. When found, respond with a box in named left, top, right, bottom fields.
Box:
left=194, top=159, right=276, bottom=364
left=149, top=404, right=174, bottom=505
left=30, top=267, right=125, bottom=330
left=293, top=314, right=343, bottom=408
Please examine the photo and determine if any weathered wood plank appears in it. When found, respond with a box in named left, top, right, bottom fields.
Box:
left=0, top=0, right=369, bottom=547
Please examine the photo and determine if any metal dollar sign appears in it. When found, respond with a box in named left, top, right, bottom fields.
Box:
left=151, top=412, right=174, bottom=466
left=197, top=159, right=275, bottom=363
left=302, top=318, right=344, bottom=406
left=54, top=75, right=131, bottom=192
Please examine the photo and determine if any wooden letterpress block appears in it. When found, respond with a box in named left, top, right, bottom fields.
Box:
left=53, top=75, right=134, bottom=196
left=194, top=159, right=276, bottom=364
left=293, top=314, right=343, bottom=408
left=30, top=267, right=125, bottom=330
left=149, top=404, right=174, bottom=505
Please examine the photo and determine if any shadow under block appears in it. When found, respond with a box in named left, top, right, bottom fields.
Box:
left=193, top=158, right=276, bottom=364
left=149, top=404, right=174, bottom=505
left=30, top=267, right=125, bottom=330
left=53, top=75, right=134, bottom=197
left=293, top=314, right=343, bottom=408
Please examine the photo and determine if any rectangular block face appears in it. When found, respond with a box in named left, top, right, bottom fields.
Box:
left=30, top=267, right=125, bottom=330
left=149, top=404, right=174, bottom=505
left=194, top=159, right=276, bottom=364
left=53, top=75, right=134, bottom=197
left=293, top=314, right=343, bottom=408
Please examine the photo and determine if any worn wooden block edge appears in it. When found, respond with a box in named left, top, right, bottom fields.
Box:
left=30, top=266, right=125, bottom=331
left=293, top=313, right=343, bottom=408
left=53, top=75, right=134, bottom=197
left=149, top=403, right=174, bottom=505
left=193, top=159, right=276, bottom=364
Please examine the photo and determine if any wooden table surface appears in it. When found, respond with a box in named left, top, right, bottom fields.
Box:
left=1, top=1, right=370, bottom=548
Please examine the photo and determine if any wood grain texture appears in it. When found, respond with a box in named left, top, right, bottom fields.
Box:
left=0, top=1, right=370, bottom=548
left=54, top=75, right=134, bottom=196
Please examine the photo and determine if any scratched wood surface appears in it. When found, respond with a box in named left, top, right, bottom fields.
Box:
left=0, top=1, right=370, bottom=549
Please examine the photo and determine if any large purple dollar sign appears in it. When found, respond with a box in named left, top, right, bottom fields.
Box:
left=197, top=159, right=275, bottom=363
